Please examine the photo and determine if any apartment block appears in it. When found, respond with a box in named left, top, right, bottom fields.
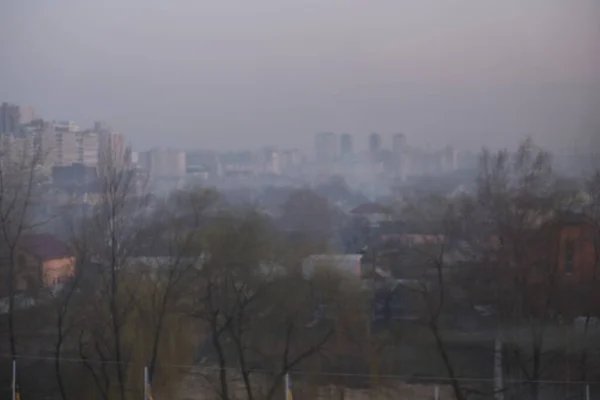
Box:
left=315, top=132, right=337, bottom=165
left=55, top=130, right=79, bottom=166
left=139, top=148, right=186, bottom=179
left=77, top=131, right=99, bottom=166
left=0, top=103, right=35, bottom=133
left=98, top=131, right=127, bottom=172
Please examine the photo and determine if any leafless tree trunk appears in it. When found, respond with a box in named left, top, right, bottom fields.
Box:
left=78, top=148, right=145, bottom=400
left=0, top=139, right=44, bottom=360
left=147, top=187, right=217, bottom=382
left=52, top=277, right=80, bottom=400
left=189, top=208, right=337, bottom=400
left=578, top=171, right=600, bottom=385
left=477, top=139, right=561, bottom=400
left=397, top=195, right=468, bottom=400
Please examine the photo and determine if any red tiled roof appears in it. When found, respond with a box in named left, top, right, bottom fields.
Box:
left=20, top=234, right=72, bottom=261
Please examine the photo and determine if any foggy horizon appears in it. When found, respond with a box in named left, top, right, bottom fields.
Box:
left=2, top=0, right=598, bottom=153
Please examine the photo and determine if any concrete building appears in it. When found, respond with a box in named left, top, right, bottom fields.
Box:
left=98, top=131, right=127, bottom=172
left=55, top=131, right=79, bottom=166
left=441, top=146, right=458, bottom=173
left=53, top=121, right=80, bottom=166
left=392, top=133, right=407, bottom=154
left=262, top=148, right=281, bottom=175
left=315, top=132, right=337, bottom=164
left=77, top=131, right=99, bottom=167
left=279, top=149, right=302, bottom=174
left=185, top=150, right=219, bottom=178
left=17, top=119, right=57, bottom=170
left=93, top=121, right=111, bottom=133
left=392, top=133, right=409, bottom=180
left=130, top=151, right=139, bottom=165
left=369, top=133, right=382, bottom=154
left=139, top=148, right=186, bottom=179
left=0, top=133, right=35, bottom=166
left=340, top=133, right=353, bottom=157
left=0, top=103, right=35, bottom=133
left=53, top=120, right=79, bottom=133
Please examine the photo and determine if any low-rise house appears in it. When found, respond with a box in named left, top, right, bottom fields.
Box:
left=17, top=234, right=76, bottom=289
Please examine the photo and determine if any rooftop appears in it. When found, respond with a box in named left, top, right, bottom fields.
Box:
left=20, top=234, right=72, bottom=261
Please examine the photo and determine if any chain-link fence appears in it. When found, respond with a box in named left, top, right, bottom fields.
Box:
left=3, top=357, right=600, bottom=399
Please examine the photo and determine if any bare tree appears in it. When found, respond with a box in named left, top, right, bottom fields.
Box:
left=189, top=207, right=338, bottom=400
left=0, top=135, right=45, bottom=360
left=77, top=149, right=147, bottom=400
left=48, top=265, right=83, bottom=400
left=280, top=188, right=334, bottom=252
left=572, top=170, right=600, bottom=385
left=135, top=186, right=219, bottom=393
left=396, top=195, right=469, bottom=400
left=476, top=138, right=562, bottom=400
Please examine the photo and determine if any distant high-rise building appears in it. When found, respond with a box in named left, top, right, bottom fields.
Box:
left=186, top=150, right=219, bottom=178
left=391, top=134, right=409, bottom=180
left=262, top=148, right=281, bottom=175
left=17, top=119, right=57, bottom=169
left=440, top=146, right=458, bottom=173
left=0, top=133, right=35, bottom=166
left=315, top=132, right=337, bottom=164
left=93, top=121, right=111, bottom=133
left=392, top=133, right=407, bottom=154
left=1, top=103, right=35, bottom=133
left=53, top=120, right=79, bottom=133
left=369, top=133, right=382, bottom=154
left=340, top=133, right=353, bottom=157
left=98, top=131, right=127, bottom=172
left=139, top=148, right=186, bottom=179
left=77, top=131, right=99, bottom=167
left=55, top=130, right=79, bottom=166
left=280, top=149, right=300, bottom=166
left=130, top=151, right=139, bottom=165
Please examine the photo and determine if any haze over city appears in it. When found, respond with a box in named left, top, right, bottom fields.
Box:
left=2, top=0, right=598, bottom=152
left=3, top=2, right=600, bottom=399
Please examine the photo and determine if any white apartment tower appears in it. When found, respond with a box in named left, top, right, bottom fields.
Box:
left=98, top=131, right=127, bottom=173
left=55, top=133, right=78, bottom=166
left=78, top=131, right=99, bottom=166
left=139, top=148, right=186, bottom=179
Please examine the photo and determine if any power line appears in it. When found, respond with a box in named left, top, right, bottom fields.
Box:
left=2, top=353, right=600, bottom=385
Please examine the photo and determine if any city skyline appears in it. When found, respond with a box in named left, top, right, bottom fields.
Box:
left=2, top=0, right=598, bottom=153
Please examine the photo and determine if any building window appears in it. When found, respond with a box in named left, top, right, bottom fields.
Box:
left=565, top=240, right=575, bottom=275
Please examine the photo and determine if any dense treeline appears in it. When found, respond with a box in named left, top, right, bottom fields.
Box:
left=2, top=138, right=600, bottom=399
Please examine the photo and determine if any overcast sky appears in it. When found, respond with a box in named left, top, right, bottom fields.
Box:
left=1, top=0, right=598, bottom=152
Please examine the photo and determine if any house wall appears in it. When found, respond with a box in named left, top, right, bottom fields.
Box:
left=557, top=224, right=596, bottom=283
left=507, top=222, right=600, bottom=317
left=42, top=257, right=76, bottom=286
left=14, top=252, right=76, bottom=289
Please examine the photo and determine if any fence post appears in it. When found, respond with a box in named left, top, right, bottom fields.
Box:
left=586, top=384, right=590, bottom=400
left=494, top=336, right=504, bottom=400
left=434, top=384, right=440, bottom=400
left=144, top=366, right=148, bottom=400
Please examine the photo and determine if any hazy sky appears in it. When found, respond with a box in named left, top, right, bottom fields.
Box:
left=1, top=0, right=598, bottom=152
